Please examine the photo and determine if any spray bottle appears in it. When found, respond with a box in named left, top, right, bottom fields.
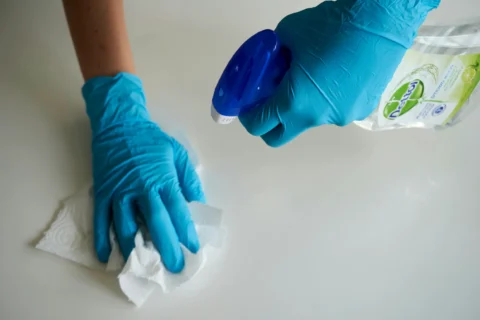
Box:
left=211, top=30, right=290, bottom=124
left=213, top=23, right=480, bottom=130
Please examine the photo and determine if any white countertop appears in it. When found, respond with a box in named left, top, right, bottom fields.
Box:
left=1, top=0, right=479, bottom=319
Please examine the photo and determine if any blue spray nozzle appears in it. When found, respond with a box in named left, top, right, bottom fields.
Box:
left=211, top=29, right=291, bottom=124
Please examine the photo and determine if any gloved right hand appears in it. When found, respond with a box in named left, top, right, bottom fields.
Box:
left=240, top=0, right=440, bottom=147
left=83, top=73, right=204, bottom=273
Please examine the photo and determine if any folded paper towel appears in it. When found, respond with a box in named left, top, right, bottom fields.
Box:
left=36, top=186, right=224, bottom=306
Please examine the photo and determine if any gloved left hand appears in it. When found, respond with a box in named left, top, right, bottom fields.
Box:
left=82, top=73, right=205, bottom=273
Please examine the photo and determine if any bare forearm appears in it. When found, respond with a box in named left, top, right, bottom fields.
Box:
left=63, top=0, right=135, bottom=81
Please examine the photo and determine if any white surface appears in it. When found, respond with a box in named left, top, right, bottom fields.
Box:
left=35, top=186, right=224, bottom=307
left=0, top=0, right=479, bottom=319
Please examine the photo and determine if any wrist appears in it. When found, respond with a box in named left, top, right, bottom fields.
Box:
left=336, top=0, right=440, bottom=47
left=82, top=72, right=151, bottom=133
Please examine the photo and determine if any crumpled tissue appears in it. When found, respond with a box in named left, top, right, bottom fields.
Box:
left=36, top=186, right=224, bottom=307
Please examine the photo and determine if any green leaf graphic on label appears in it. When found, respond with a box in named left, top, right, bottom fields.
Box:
left=462, top=65, right=477, bottom=84
left=384, top=79, right=424, bottom=119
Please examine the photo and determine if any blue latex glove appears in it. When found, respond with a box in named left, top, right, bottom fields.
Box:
left=82, top=73, right=205, bottom=273
left=240, top=0, right=440, bottom=147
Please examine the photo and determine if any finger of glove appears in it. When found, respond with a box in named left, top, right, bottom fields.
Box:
left=113, top=198, right=138, bottom=261
left=161, top=177, right=200, bottom=254
left=138, top=192, right=184, bottom=273
left=173, top=142, right=205, bottom=203
left=260, top=122, right=303, bottom=148
left=239, top=101, right=280, bottom=137
left=93, top=199, right=112, bottom=263
left=238, top=76, right=290, bottom=137
left=244, top=73, right=297, bottom=145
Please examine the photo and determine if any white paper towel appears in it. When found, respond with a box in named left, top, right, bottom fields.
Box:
left=36, top=186, right=224, bottom=307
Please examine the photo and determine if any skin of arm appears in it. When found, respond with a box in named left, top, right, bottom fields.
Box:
left=63, top=0, right=135, bottom=81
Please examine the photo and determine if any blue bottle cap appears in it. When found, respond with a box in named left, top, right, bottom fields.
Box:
left=211, top=29, right=290, bottom=124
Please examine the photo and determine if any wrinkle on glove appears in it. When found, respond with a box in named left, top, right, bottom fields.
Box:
left=239, top=0, right=440, bottom=147
left=336, top=0, right=441, bottom=46
left=36, top=187, right=225, bottom=307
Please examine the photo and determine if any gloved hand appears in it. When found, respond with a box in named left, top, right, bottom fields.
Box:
left=240, top=0, right=440, bottom=147
left=82, top=73, right=204, bottom=273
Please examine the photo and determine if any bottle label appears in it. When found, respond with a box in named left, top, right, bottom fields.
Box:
left=377, top=51, right=480, bottom=128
